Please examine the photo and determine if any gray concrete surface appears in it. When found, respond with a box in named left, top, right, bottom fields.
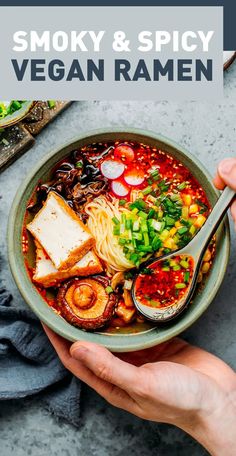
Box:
left=0, top=62, right=235, bottom=456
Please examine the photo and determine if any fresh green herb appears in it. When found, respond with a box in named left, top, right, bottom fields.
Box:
left=119, top=199, right=126, bottom=206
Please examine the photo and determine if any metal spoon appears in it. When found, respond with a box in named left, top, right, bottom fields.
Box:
left=132, top=186, right=235, bottom=323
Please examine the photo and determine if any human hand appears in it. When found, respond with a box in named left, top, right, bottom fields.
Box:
left=44, top=326, right=236, bottom=456
left=213, top=157, right=236, bottom=225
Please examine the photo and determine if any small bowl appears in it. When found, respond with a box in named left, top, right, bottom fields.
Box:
left=8, top=128, right=230, bottom=352
left=0, top=101, right=35, bottom=129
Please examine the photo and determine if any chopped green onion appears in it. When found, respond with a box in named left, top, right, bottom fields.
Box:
left=165, top=216, right=176, bottom=226
left=129, top=199, right=146, bottom=211
left=130, top=253, right=139, bottom=263
left=113, top=226, right=120, bottom=235
left=148, top=208, right=156, bottom=219
left=178, top=227, right=188, bottom=235
left=175, top=283, right=187, bottom=289
left=180, top=260, right=189, bottom=269
left=152, top=236, right=162, bottom=250
left=143, top=232, right=150, bottom=247
left=119, top=238, right=126, bottom=246
left=138, top=211, right=148, bottom=219
left=173, top=265, right=181, bottom=271
left=121, top=213, right=126, bottom=224
left=112, top=216, right=120, bottom=225
left=150, top=219, right=162, bottom=231
left=11, top=100, right=21, bottom=110
left=125, top=219, right=131, bottom=230
left=133, top=232, right=143, bottom=241
left=141, top=221, right=148, bottom=232
left=142, top=186, right=153, bottom=196
left=132, top=220, right=140, bottom=231
left=48, top=100, right=56, bottom=109
left=119, top=199, right=126, bottom=206
left=150, top=169, right=159, bottom=177
left=137, top=245, right=153, bottom=253
left=75, top=160, right=83, bottom=169
left=105, top=286, right=113, bottom=294
left=184, top=271, right=190, bottom=282
left=177, top=182, right=187, bottom=190
left=162, top=266, right=170, bottom=271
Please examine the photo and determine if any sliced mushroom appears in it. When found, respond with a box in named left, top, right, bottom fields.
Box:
left=111, top=272, right=125, bottom=290
left=57, top=276, right=117, bottom=330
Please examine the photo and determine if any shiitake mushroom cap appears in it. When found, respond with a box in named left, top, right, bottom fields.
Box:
left=57, top=275, right=117, bottom=330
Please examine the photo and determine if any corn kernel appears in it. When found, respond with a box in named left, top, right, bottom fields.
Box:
left=194, top=215, right=206, bottom=228
left=182, top=194, right=192, bottom=206
left=189, top=204, right=199, bottom=215
left=182, top=206, right=189, bottom=220
left=202, top=262, right=210, bottom=274
left=169, top=227, right=177, bottom=236
left=175, top=221, right=181, bottom=228
left=164, top=238, right=176, bottom=249
left=203, top=249, right=211, bottom=262
left=160, top=229, right=170, bottom=241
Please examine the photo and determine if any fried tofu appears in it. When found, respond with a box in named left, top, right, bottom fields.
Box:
left=33, top=243, right=103, bottom=287
left=27, top=191, right=95, bottom=270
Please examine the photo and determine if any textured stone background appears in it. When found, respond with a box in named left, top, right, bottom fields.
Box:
left=0, top=63, right=235, bottom=455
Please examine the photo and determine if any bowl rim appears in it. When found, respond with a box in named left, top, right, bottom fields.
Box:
left=7, top=127, right=230, bottom=352
left=0, top=101, right=35, bottom=128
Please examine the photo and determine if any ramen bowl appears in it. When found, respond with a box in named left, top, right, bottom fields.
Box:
left=8, top=128, right=230, bottom=352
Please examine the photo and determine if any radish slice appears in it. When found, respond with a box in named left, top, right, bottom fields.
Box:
left=111, top=180, right=130, bottom=197
left=100, top=159, right=125, bottom=180
left=124, top=167, right=145, bottom=186
left=114, top=144, right=135, bottom=163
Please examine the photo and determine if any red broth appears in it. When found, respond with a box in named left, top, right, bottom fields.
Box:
left=135, top=255, right=194, bottom=309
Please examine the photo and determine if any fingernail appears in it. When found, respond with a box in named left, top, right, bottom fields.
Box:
left=70, top=344, right=89, bottom=359
left=219, top=158, right=235, bottom=175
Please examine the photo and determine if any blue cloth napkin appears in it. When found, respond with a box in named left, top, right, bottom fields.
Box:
left=0, top=286, right=81, bottom=427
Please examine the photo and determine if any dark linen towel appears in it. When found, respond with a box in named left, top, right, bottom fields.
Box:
left=0, top=286, right=81, bottom=426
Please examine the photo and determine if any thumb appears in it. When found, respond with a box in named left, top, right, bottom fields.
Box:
left=70, top=341, right=140, bottom=390
left=218, top=158, right=236, bottom=190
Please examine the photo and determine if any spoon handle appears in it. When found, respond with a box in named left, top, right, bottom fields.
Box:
left=189, top=186, right=235, bottom=258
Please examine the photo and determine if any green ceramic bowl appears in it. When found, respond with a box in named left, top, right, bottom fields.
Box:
left=8, top=128, right=230, bottom=352
left=0, top=101, right=35, bottom=129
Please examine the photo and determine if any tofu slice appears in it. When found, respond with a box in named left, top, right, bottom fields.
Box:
left=27, top=191, right=95, bottom=270
left=33, top=243, right=103, bottom=287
